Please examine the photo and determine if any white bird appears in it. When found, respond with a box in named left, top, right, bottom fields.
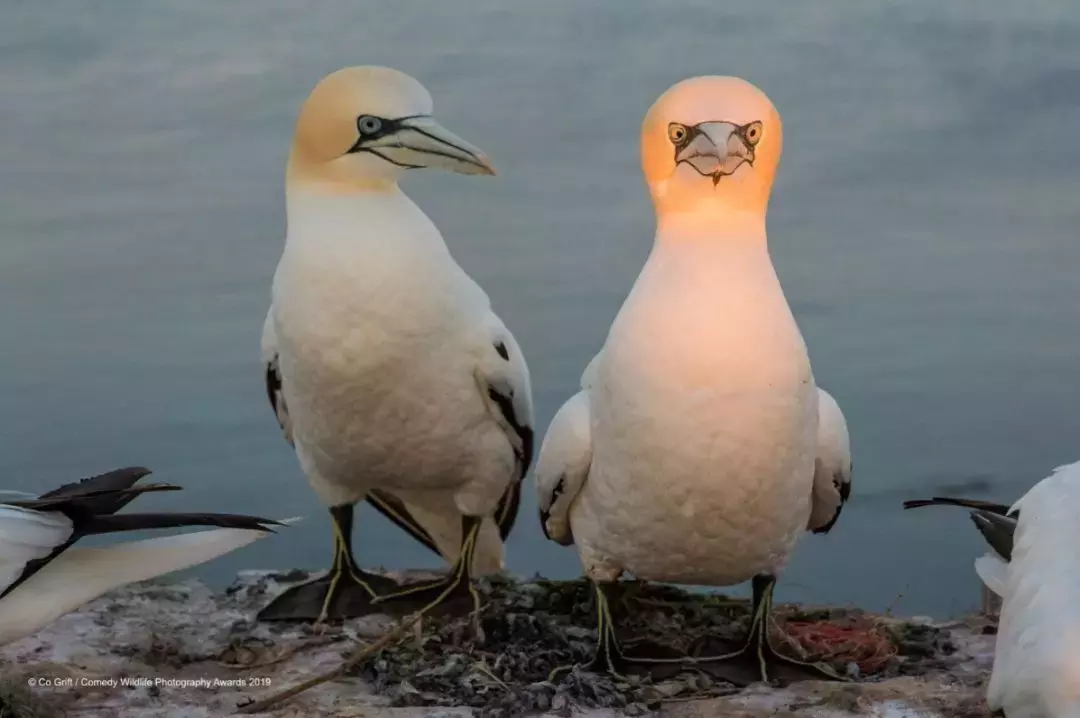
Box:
left=0, top=467, right=284, bottom=646
left=904, top=462, right=1080, bottom=718
left=258, top=66, right=533, bottom=624
left=534, top=76, right=848, bottom=682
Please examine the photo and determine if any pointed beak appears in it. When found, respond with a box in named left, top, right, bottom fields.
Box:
left=360, top=116, right=496, bottom=176
left=675, top=122, right=755, bottom=178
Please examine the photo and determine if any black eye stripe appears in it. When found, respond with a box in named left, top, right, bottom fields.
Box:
left=346, top=114, right=433, bottom=155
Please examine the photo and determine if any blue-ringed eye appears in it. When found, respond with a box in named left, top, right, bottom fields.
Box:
left=357, top=115, right=383, bottom=135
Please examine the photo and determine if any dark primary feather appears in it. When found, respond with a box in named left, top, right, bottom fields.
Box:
left=81, top=512, right=280, bottom=535
left=970, top=510, right=1017, bottom=561
left=33, top=466, right=159, bottom=516
left=485, top=384, right=534, bottom=540
left=811, top=467, right=851, bottom=535
left=1, top=468, right=278, bottom=600
left=903, top=494, right=1019, bottom=562
left=10, top=483, right=180, bottom=513
left=365, top=490, right=441, bottom=556
left=902, top=496, right=1014, bottom=516
left=37, top=466, right=151, bottom=500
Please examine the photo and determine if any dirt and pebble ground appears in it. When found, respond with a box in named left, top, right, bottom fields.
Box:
left=0, top=569, right=999, bottom=717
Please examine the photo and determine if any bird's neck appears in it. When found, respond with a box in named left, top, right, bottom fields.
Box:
left=654, top=206, right=767, bottom=246
left=283, top=181, right=452, bottom=266
left=286, top=176, right=411, bottom=220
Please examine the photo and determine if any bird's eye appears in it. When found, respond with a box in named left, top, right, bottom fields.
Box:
left=357, top=115, right=383, bottom=135
left=742, top=121, right=763, bottom=146
left=668, top=123, right=689, bottom=144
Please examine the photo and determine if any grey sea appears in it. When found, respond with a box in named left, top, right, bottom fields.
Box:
left=3, top=1, right=1079, bottom=617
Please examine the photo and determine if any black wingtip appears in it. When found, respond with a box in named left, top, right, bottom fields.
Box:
left=81, top=512, right=284, bottom=536
left=969, top=510, right=1016, bottom=561
left=902, top=496, right=1012, bottom=515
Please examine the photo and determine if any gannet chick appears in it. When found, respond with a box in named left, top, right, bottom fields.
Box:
left=905, top=462, right=1080, bottom=718
left=534, top=76, right=846, bottom=684
left=0, top=467, right=285, bottom=646
left=258, top=66, right=533, bottom=624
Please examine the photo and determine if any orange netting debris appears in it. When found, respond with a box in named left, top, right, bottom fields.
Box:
left=783, top=618, right=898, bottom=674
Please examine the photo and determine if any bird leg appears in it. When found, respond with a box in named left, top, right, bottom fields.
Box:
left=257, top=504, right=400, bottom=623
left=690, top=574, right=844, bottom=685
left=367, top=515, right=483, bottom=624
left=549, top=581, right=631, bottom=681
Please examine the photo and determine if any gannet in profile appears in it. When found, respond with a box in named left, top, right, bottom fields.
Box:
left=904, top=462, right=1080, bottom=718
left=534, top=76, right=847, bottom=683
left=257, top=67, right=533, bottom=624
left=0, top=466, right=284, bottom=646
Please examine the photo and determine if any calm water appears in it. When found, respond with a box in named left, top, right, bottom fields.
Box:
left=3, top=1, right=1080, bottom=618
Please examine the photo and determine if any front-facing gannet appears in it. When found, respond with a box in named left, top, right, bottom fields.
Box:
left=0, top=466, right=286, bottom=646
left=534, top=76, right=849, bottom=683
left=258, top=67, right=533, bottom=624
left=905, top=462, right=1080, bottom=718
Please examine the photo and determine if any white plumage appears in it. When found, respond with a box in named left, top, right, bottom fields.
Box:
left=535, top=76, right=850, bottom=679
left=0, top=468, right=285, bottom=646
left=259, top=66, right=533, bottom=621
left=538, top=379, right=851, bottom=552
left=0, top=506, right=72, bottom=594
left=808, top=388, right=853, bottom=533
left=905, top=461, right=1080, bottom=717
left=0, top=514, right=275, bottom=646
left=984, top=462, right=1080, bottom=718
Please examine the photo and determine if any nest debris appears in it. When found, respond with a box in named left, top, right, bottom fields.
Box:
left=344, top=577, right=949, bottom=718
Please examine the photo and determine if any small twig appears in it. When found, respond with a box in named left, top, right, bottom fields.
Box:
left=657, top=687, right=741, bottom=705
left=235, top=610, right=425, bottom=715
left=470, top=661, right=509, bottom=689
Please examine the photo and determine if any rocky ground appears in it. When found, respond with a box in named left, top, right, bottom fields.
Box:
left=0, top=570, right=999, bottom=717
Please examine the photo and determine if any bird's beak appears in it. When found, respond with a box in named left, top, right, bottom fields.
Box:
left=675, top=122, right=756, bottom=179
left=359, top=116, right=496, bottom=176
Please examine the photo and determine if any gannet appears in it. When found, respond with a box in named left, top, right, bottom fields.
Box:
left=905, top=462, right=1080, bottom=718
left=534, top=76, right=847, bottom=683
left=0, top=466, right=285, bottom=646
left=257, top=67, right=533, bottom=624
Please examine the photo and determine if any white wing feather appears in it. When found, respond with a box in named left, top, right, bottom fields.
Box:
left=986, top=462, right=1080, bottom=717
left=807, top=388, right=852, bottom=532
left=0, top=522, right=286, bottom=646
left=535, top=390, right=592, bottom=546
left=0, top=506, right=74, bottom=594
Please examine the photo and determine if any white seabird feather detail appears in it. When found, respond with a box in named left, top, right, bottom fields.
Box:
left=807, top=388, right=853, bottom=533
left=0, top=521, right=283, bottom=646
left=537, top=380, right=851, bottom=548
left=985, top=462, right=1080, bottom=718
left=0, top=506, right=73, bottom=593
left=906, top=462, right=1080, bottom=716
